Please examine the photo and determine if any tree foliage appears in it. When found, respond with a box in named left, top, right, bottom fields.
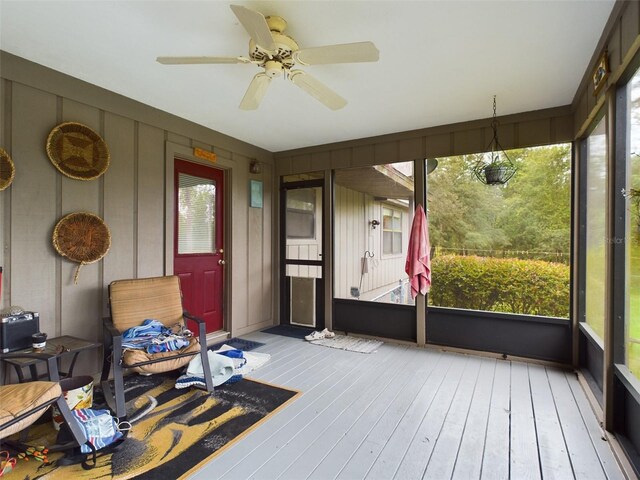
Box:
left=426, top=144, right=571, bottom=317
left=428, top=144, right=571, bottom=260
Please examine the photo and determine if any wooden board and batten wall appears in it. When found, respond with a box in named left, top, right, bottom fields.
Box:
left=275, top=106, right=574, bottom=176
left=0, top=52, right=275, bottom=377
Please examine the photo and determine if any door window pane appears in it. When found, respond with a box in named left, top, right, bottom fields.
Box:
left=585, top=117, right=607, bottom=340
left=285, top=186, right=322, bottom=275
left=626, top=70, right=640, bottom=379
left=178, top=173, right=216, bottom=254
left=286, top=188, right=316, bottom=239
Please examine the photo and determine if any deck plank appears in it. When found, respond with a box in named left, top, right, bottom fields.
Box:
left=365, top=354, right=468, bottom=479
left=480, top=360, right=511, bottom=480
left=304, top=348, right=444, bottom=480
left=564, top=371, right=624, bottom=480
left=451, top=357, right=497, bottom=480
left=419, top=355, right=483, bottom=480
left=217, top=345, right=401, bottom=479
left=189, top=336, right=626, bottom=480
left=260, top=346, right=419, bottom=479
left=334, top=351, right=454, bottom=480
left=509, top=361, right=541, bottom=480
left=200, top=343, right=358, bottom=475
left=546, top=368, right=607, bottom=480
left=256, top=341, right=326, bottom=383
left=528, top=364, right=574, bottom=479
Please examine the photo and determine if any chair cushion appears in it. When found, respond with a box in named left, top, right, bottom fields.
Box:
left=123, top=336, right=201, bottom=374
left=110, top=276, right=184, bottom=332
left=0, top=381, right=61, bottom=439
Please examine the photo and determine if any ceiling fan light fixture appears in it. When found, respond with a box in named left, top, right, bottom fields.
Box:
left=264, top=60, right=284, bottom=78
left=472, top=95, right=517, bottom=185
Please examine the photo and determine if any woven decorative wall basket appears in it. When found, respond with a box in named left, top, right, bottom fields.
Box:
left=53, top=212, right=111, bottom=284
left=46, top=122, right=110, bottom=180
left=0, top=147, right=15, bottom=191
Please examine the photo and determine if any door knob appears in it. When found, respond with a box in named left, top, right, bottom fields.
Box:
left=218, top=259, right=225, bottom=265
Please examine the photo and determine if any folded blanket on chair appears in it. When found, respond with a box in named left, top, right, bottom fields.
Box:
left=122, top=319, right=190, bottom=353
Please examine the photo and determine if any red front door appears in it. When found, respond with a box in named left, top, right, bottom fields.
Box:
left=174, top=159, right=224, bottom=333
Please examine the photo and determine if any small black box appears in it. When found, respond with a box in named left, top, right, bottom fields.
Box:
left=0, top=312, right=40, bottom=353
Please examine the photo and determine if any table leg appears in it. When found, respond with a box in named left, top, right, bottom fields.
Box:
left=66, top=352, right=81, bottom=377
left=12, top=365, right=25, bottom=383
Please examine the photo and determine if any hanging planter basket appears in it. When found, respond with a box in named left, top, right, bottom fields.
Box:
left=46, top=122, right=110, bottom=180
left=53, top=212, right=111, bottom=284
left=483, top=163, right=512, bottom=185
left=0, top=148, right=16, bottom=191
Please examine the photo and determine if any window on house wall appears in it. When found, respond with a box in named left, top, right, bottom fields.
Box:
left=333, top=161, right=415, bottom=305
left=427, top=144, right=572, bottom=318
left=584, top=117, right=607, bottom=340
left=382, top=207, right=402, bottom=255
left=626, top=68, right=640, bottom=380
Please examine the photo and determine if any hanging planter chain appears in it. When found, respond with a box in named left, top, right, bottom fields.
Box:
left=472, top=95, right=517, bottom=185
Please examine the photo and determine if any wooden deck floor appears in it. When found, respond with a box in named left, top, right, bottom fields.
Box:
left=190, top=332, right=625, bottom=480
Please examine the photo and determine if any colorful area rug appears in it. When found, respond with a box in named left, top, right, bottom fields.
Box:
left=10, top=373, right=299, bottom=479
left=310, top=334, right=383, bottom=353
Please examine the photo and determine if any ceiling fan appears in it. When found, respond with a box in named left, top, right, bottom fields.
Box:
left=157, top=4, right=379, bottom=111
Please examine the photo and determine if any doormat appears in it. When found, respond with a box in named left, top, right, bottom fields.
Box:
left=10, top=373, right=299, bottom=480
left=310, top=334, right=383, bottom=353
left=209, top=337, right=265, bottom=351
left=262, top=324, right=314, bottom=339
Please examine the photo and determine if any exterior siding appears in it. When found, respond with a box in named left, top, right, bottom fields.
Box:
left=333, top=184, right=409, bottom=302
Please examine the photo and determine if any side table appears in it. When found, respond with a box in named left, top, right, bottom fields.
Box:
left=1, top=335, right=101, bottom=383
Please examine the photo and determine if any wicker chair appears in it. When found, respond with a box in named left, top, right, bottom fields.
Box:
left=0, top=353, right=87, bottom=448
left=100, top=275, right=213, bottom=419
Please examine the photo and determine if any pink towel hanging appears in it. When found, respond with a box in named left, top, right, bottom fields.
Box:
left=404, top=204, right=431, bottom=299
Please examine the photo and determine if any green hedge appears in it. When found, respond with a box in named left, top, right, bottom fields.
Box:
left=429, top=255, right=570, bottom=318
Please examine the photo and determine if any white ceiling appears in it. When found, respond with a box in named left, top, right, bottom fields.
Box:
left=0, top=1, right=615, bottom=152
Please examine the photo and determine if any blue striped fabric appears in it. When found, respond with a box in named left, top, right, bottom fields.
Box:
left=71, top=408, right=124, bottom=453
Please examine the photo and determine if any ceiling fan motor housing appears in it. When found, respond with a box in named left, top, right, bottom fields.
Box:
left=249, top=31, right=299, bottom=69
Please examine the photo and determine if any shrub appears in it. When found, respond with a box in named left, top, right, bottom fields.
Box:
left=429, top=255, right=570, bottom=318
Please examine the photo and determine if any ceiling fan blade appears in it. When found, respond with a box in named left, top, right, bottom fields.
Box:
left=230, top=4, right=276, bottom=53
left=289, top=70, right=347, bottom=110
left=156, top=56, right=250, bottom=65
left=294, top=41, right=379, bottom=65
left=240, top=73, right=272, bottom=110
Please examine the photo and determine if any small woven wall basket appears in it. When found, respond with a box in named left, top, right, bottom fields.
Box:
left=0, top=148, right=15, bottom=191
left=46, top=122, right=110, bottom=180
left=53, top=212, right=111, bottom=284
